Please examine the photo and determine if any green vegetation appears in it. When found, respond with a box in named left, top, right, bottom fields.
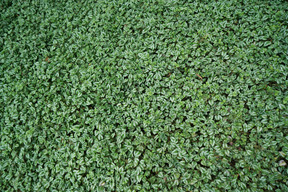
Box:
left=1, top=0, right=288, bottom=191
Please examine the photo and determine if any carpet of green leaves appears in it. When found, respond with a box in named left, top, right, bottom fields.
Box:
left=1, top=0, right=288, bottom=191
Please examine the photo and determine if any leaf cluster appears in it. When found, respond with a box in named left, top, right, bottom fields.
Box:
left=1, top=0, right=288, bottom=191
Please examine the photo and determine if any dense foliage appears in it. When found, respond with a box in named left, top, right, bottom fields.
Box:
left=1, top=0, right=288, bottom=191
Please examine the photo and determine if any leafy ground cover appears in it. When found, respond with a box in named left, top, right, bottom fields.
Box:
left=1, top=0, right=288, bottom=191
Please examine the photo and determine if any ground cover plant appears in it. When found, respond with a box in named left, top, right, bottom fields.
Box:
left=1, top=0, right=288, bottom=191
